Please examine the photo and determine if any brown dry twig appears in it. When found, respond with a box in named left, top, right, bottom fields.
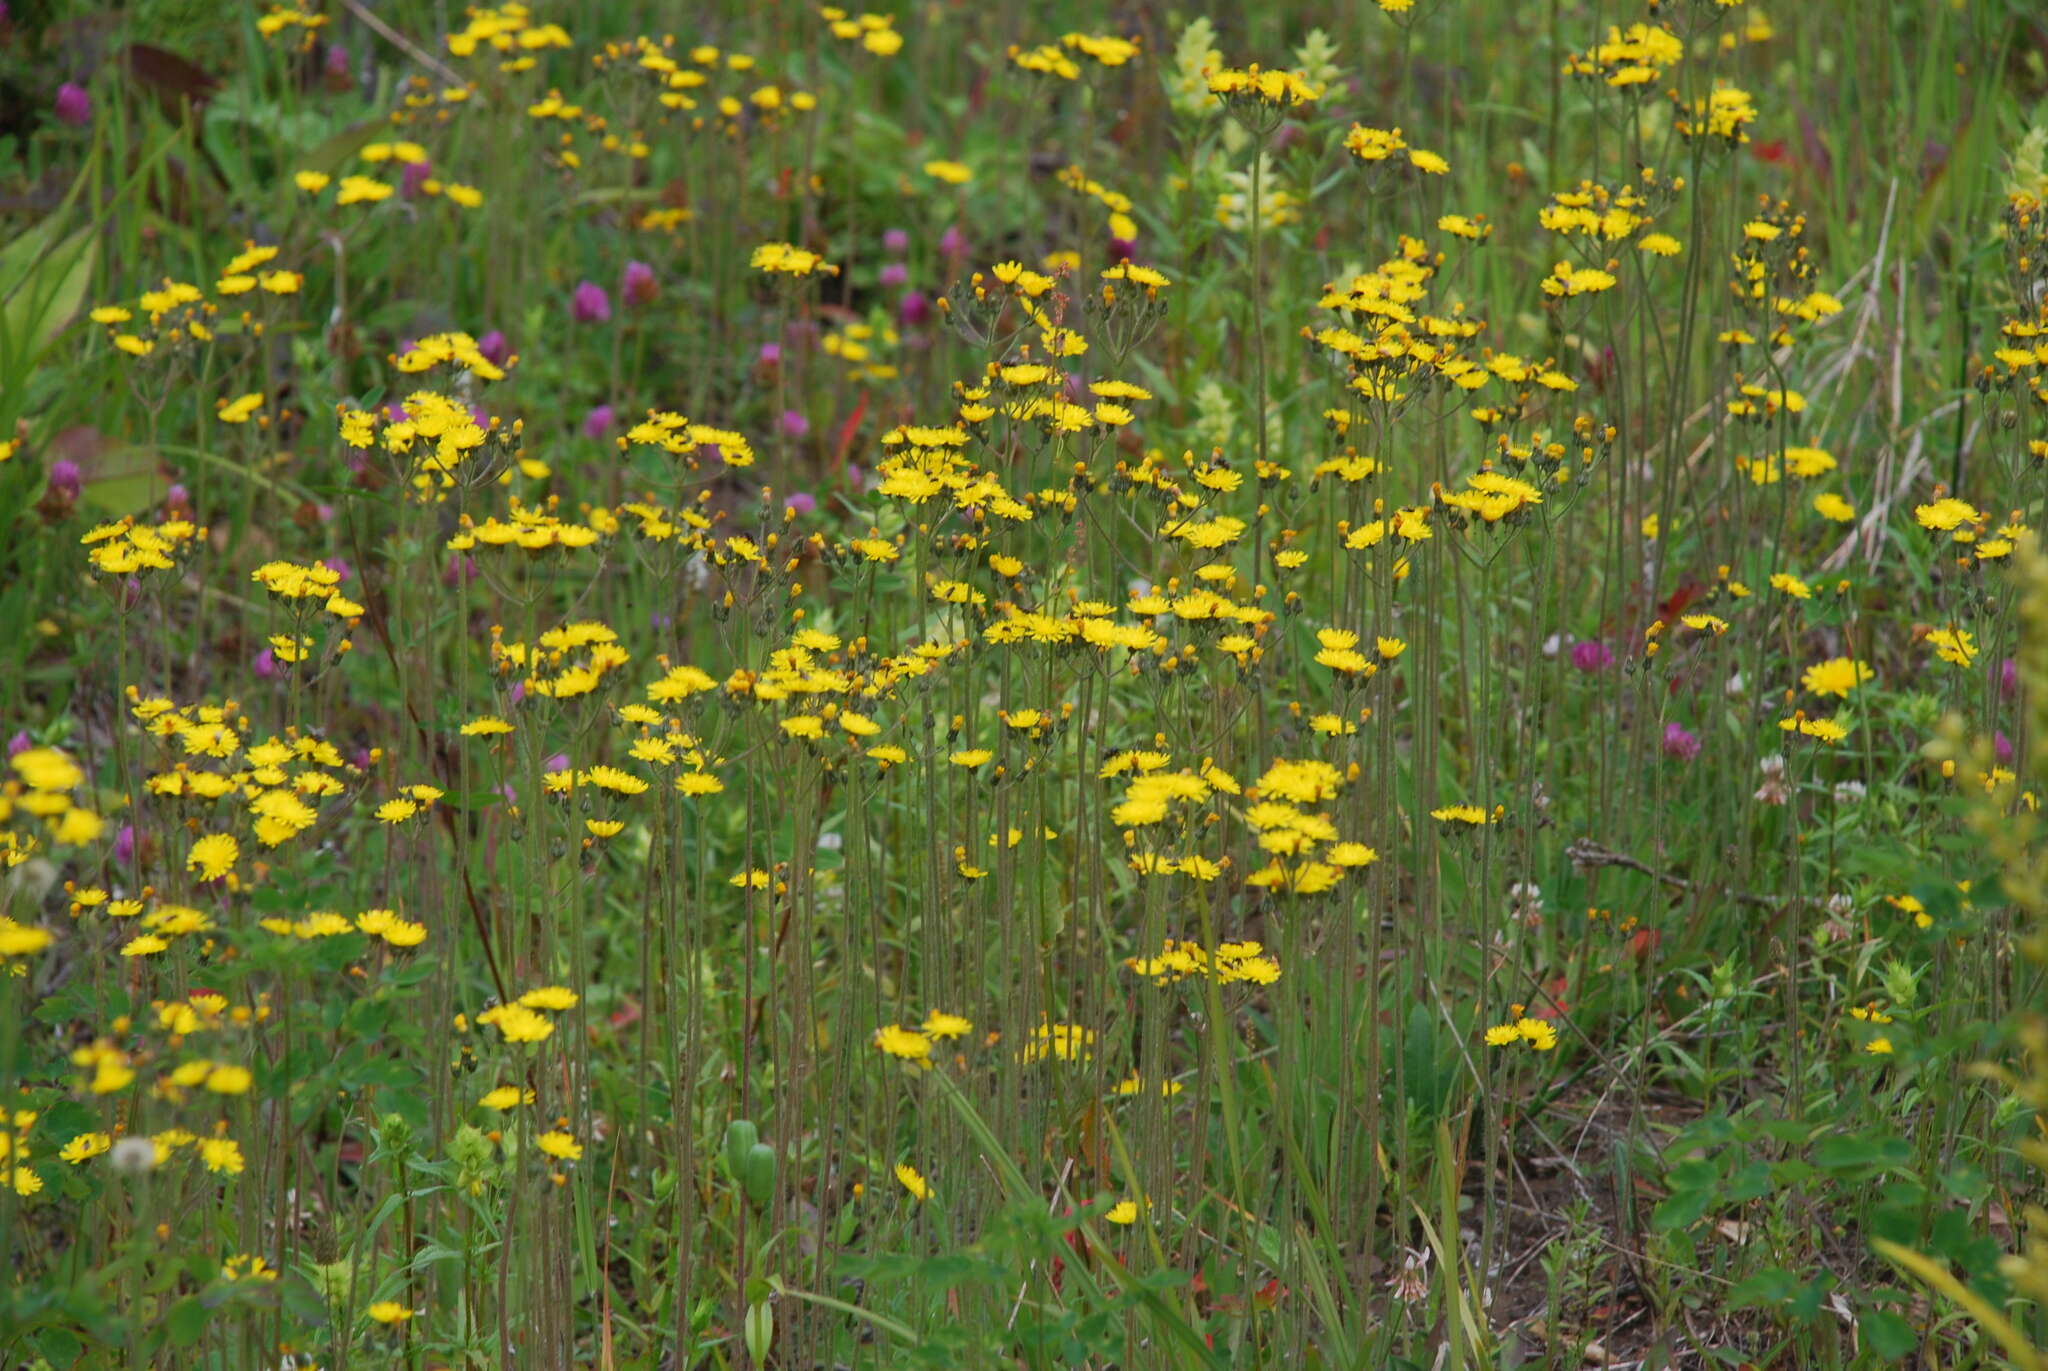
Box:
left=1565, top=838, right=1779, bottom=910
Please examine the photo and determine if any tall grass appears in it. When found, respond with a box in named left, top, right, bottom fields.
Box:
left=0, top=2, right=2045, bottom=1368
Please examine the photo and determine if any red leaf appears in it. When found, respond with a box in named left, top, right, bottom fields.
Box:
left=832, top=390, right=868, bottom=477
left=122, top=43, right=219, bottom=116
left=1657, top=581, right=1704, bottom=621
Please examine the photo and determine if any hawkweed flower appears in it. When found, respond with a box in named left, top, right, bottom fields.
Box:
left=750, top=242, right=837, bottom=278
left=1801, top=657, right=1872, bottom=697
left=873, top=1024, right=932, bottom=1062
left=1206, top=63, right=1322, bottom=119
left=1484, top=1016, right=1559, bottom=1050
left=894, top=1162, right=933, bottom=1202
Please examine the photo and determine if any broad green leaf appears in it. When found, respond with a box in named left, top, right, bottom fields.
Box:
left=1, top=224, right=97, bottom=368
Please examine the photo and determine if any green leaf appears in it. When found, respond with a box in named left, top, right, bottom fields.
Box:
left=79, top=446, right=168, bottom=519
left=298, top=120, right=387, bottom=178
left=32, top=1326, right=84, bottom=1367
left=165, top=1295, right=210, bottom=1347
left=1813, top=1131, right=1913, bottom=1178
left=0, top=224, right=97, bottom=365
left=1722, top=1161, right=1773, bottom=1205
left=1860, top=1308, right=1918, bottom=1360
left=1651, top=1184, right=1714, bottom=1234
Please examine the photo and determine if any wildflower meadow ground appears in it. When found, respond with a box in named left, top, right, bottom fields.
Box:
left=3, top=1, right=2048, bottom=1367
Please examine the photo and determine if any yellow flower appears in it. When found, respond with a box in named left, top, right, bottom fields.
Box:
left=1914, top=497, right=1982, bottom=532
left=1105, top=1199, right=1138, bottom=1225
left=203, top=1064, right=253, bottom=1095
left=751, top=241, right=838, bottom=277
left=336, top=174, right=393, bottom=205
left=921, top=1010, right=972, bottom=1040
left=0, top=919, right=53, bottom=959
left=478, top=1085, right=530, bottom=1110
left=922, top=159, right=973, bottom=185
left=199, top=1136, right=245, bottom=1175
left=187, top=833, right=238, bottom=882
left=1769, top=572, right=1811, bottom=600
left=1927, top=627, right=1977, bottom=668
left=216, top=392, right=265, bottom=423
left=375, top=798, right=420, bottom=824
left=894, top=1162, right=933, bottom=1201
left=1800, top=657, right=1871, bottom=698
left=873, top=1024, right=933, bottom=1061
left=366, top=1301, right=413, bottom=1325
left=519, top=985, right=579, bottom=1011
left=478, top=1004, right=553, bottom=1043
left=1205, top=63, right=1321, bottom=108
left=12, top=746, right=82, bottom=792
left=536, top=1131, right=583, bottom=1162
left=1778, top=714, right=1850, bottom=744
left=60, top=1132, right=111, bottom=1164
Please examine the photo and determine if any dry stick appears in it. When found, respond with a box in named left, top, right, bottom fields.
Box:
left=352, top=541, right=512, bottom=1004
left=1004, top=1156, right=1076, bottom=1333
left=1563, top=838, right=1780, bottom=911
left=335, top=0, right=469, bottom=89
